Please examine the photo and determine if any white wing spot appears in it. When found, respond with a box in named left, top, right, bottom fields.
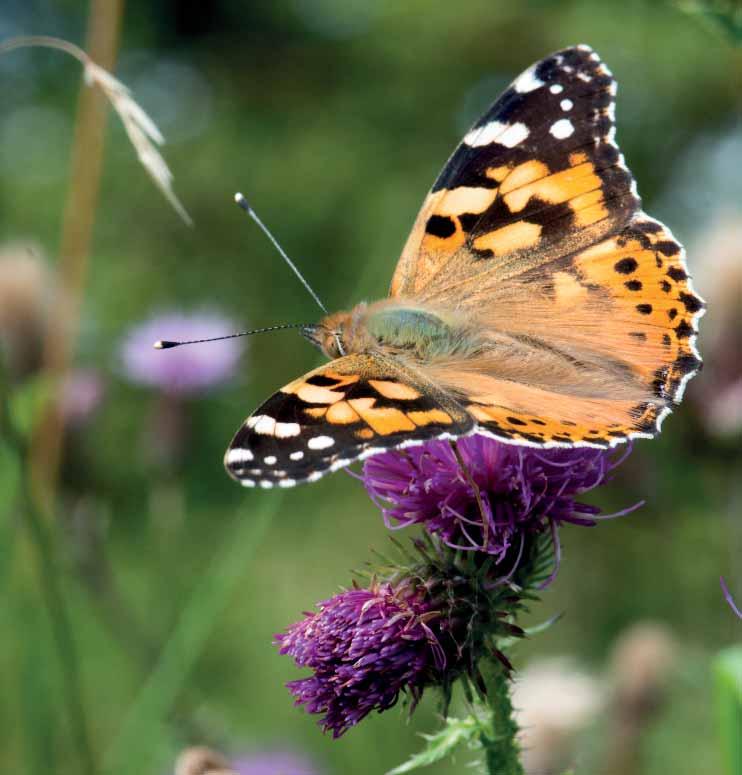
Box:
left=226, top=448, right=253, bottom=465
left=307, top=435, right=335, bottom=450
left=259, top=480, right=274, bottom=489
left=278, top=479, right=297, bottom=488
left=512, top=65, right=544, bottom=93
left=263, top=455, right=277, bottom=465
left=464, top=120, right=529, bottom=148
left=577, top=71, right=592, bottom=82
left=549, top=84, right=564, bottom=94
left=560, top=99, right=573, bottom=111
left=275, top=422, right=300, bottom=438
left=240, top=478, right=256, bottom=488
left=252, top=415, right=276, bottom=435
left=289, top=451, right=304, bottom=461
left=550, top=119, right=574, bottom=139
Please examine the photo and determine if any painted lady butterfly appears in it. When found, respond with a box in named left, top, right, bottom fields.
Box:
left=225, top=45, right=705, bottom=489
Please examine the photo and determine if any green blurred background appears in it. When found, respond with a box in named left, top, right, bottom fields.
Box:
left=1, top=1, right=741, bottom=774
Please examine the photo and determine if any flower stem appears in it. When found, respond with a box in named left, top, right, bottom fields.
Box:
left=0, top=371, right=96, bottom=775
left=480, top=658, right=524, bottom=775
left=28, top=0, right=125, bottom=508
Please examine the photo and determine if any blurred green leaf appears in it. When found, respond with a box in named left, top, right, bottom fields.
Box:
left=675, top=0, right=742, bottom=43
left=0, top=445, right=21, bottom=589
left=714, top=645, right=742, bottom=775
left=18, top=604, right=57, bottom=775
left=103, top=498, right=280, bottom=775
left=7, top=376, right=55, bottom=442
left=386, top=715, right=481, bottom=775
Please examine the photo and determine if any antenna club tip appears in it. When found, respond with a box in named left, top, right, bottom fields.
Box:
left=153, top=340, right=179, bottom=350
left=234, top=192, right=244, bottom=203
left=234, top=192, right=250, bottom=211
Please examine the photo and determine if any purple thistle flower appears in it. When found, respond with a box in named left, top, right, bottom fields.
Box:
left=276, top=580, right=446, bottom=737
left=120, top=310, right=243, bottom=396
left=362, top=435, right=636, bottom=575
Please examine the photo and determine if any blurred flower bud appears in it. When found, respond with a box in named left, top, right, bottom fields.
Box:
left=688, top=215, right=742, bottom=438
left=609, top=620, right=676, bottom=719
left=174, top=746, right=235, bottom=775
left=512, top=658, right=604, bottom=775
left=0, top=241, right=52, bottom=379
left=603, top=621, right=677, bottom=775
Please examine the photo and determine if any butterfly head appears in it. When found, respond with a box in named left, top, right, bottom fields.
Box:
left=302, top=305, right=377, bottom=359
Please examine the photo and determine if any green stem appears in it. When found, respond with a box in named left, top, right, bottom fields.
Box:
left=0, top=376, right=96, bottom=775
left=480, top=658, right=524, bottom=775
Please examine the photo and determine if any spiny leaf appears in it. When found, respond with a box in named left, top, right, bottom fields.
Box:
left=386, top=715, right=482, bottom=775
left=497, top=611, right=564, bottom=650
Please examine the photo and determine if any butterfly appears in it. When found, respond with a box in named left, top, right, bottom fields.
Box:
left=224, top=44, right=705, bottom=489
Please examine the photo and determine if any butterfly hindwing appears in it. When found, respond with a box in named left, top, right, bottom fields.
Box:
left=416, top=213, right=704, bottom=448
left=224, top=354, right=473, bottom=488
left=391, top=44, right=638, bottom=299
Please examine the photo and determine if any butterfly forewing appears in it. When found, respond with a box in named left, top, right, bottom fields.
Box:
left=225, top=354, right=472, bottom=488
left=390, top=45, right=637, bottom=298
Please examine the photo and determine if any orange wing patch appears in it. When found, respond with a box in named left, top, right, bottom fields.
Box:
left=572, top=215, right=704, bottom=409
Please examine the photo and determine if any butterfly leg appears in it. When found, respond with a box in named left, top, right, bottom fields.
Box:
left=449, top=440, right=490, bottom=551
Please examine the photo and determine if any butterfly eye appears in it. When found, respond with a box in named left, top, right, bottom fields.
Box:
left=332, top=330, right=346, bottom=357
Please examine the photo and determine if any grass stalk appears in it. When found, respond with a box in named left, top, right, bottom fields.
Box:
left=103, top=498, right=280, bottom=775
left=24, top=0, right=125, bottom=507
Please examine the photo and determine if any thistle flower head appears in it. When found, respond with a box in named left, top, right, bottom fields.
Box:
left=120, top=310, right=243, bottom=396
left=363, top=435, right=633, bottom=572
left=277, top=579, right=446, bottom=737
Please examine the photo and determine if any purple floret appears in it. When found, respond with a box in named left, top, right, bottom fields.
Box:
left=120, top=310, right=243, bottom=396
left=363, top=435, right=635, bottom=568
left=276, top=581, right=444, bottom=737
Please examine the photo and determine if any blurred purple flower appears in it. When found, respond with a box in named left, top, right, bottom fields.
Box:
left=60, top=369, right=105, bottom=426
left=173, top=746, right=319, bottom=775
left=277, top=580, right=445, bottom=737
left=232, top=751, right=319, bottom=775
left=363, top=435, right=636, bottom=572
left=120, top=310, right=243, bottom=396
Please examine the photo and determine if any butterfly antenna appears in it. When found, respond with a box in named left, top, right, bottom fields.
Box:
left=234, top=192, right=328, bottom=315
left=153, top=322, right=311, bottom=350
